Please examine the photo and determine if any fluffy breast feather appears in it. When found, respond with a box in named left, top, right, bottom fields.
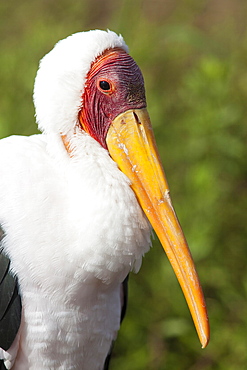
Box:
left=0, top=132, right=151, bottom=369
left=0, top=132, right=151, bottom=286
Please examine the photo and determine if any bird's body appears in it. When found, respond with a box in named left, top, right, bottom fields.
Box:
left=0, top=30, right=209, bottom=369
left=0, top=132, right=149, bottom=369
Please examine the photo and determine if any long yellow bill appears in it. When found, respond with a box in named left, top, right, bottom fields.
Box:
left=106, top=108, right=210, bottom=348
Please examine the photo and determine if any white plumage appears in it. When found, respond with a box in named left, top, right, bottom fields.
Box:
left=0, top=131, right=150, bottom=369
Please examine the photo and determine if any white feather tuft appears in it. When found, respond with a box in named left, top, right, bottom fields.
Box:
left=33, top=30, right=128, bottom=135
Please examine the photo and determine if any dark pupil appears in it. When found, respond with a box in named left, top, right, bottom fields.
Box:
left=99, top=80, right=111, bottom=91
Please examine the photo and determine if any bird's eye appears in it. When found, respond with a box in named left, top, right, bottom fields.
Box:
left=99, top=80, right=111, bottom=92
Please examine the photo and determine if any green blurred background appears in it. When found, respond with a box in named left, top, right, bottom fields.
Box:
left=1, top=0, right=247, bottom=369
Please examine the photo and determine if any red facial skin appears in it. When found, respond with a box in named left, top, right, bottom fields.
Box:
left=78, top=48, right=147, bottom=149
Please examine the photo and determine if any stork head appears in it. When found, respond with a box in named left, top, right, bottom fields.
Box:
left=34, top=30, right=209, bottom=348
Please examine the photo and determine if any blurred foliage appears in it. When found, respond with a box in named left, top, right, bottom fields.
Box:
left=1, top=0, right=247, bottom=369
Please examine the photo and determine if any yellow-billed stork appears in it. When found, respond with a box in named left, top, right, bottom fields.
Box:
left=0, top=30, right=209, bottom=369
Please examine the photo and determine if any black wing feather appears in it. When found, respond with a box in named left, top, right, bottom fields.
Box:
left=120, top=274, right=129, bottom=324
left=0, top=360, right=7, bottom=370
left=0, top=226, right=22, bottom=352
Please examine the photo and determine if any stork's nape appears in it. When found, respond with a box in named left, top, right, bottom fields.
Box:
left=0, top=29, right=209, bottom=369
